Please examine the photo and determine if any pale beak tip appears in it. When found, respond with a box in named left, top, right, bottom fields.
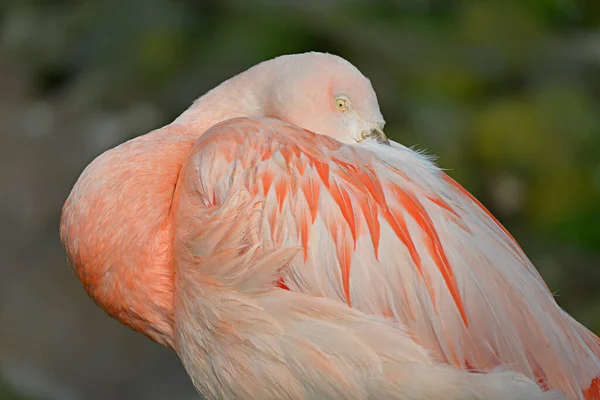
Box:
left=360, top=128, right=390, bottom=146
left=377, top=135, right=390, bottom=146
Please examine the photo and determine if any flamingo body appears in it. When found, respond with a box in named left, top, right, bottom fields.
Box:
left=61, top=52, right=600, bottom=399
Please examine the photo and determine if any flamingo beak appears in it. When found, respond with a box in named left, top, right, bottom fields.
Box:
left=359, top=127, right=390, bottom=145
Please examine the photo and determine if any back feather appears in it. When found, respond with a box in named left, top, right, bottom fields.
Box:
left=179, top=116, right=600, bottom=399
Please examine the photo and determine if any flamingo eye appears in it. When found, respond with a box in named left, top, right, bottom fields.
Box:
left=334, top=96, right=349, bottom=111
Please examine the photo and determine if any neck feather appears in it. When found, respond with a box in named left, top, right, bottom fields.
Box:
left=174, top=59, right=275, bottom=129
left=61, top=125, right=193, bottom=347
left=60, top=66, right=270, bottom=346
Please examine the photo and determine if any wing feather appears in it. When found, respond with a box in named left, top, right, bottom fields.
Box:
left=190, top=117, right=600, bottom=399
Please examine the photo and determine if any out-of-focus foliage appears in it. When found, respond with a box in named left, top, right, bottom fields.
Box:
left=1, top=1, right=599, bottom=399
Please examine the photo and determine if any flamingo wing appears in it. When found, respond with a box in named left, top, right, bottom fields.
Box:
left=185, top=116, right=600, bottom=399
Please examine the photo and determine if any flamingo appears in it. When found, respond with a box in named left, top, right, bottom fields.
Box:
left=60, top=52, right=599, bottom=399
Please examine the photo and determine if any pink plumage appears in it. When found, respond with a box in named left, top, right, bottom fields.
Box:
left=61, top=52, right=599, bottom=399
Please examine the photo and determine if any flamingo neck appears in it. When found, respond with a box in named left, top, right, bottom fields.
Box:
left=60, top=61, right=273, bottom=347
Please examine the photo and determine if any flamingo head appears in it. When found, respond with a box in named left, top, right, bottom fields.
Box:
left=261, top=52, right=387, bottom=145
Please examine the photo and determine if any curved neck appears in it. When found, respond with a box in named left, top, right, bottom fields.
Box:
left=174, top=59, right=275, bottom=130
left=61, top=62, right=274, bottom=347
left=61, top=125, right=191, bottom=347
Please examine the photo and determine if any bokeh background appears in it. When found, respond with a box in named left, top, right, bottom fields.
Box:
left=2, top=1, right=600, bottom=399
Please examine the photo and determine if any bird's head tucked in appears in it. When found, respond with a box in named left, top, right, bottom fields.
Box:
left=60, top=52, right=600, bottom=400
left=262, top=52, right=388, bottom=145
left=61, top=52, right=388, bottom=349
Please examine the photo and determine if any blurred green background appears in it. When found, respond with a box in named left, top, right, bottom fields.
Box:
left=2, top=0, right=600, bottom=399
